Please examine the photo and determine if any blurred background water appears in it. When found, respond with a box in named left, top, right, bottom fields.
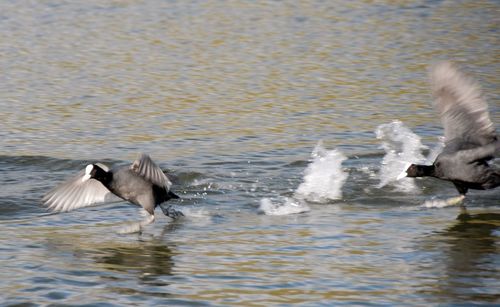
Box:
left=0, top=0, right=499, bottom=306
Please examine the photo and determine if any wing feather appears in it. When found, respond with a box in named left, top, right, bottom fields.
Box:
left=42, top=168, right=122, bottom=212
left=430, top=61, right=496, bottom=147
left=130, top=153, right=172, bottom=189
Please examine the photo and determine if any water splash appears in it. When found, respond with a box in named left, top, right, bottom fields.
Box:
left=174, top=206, right=210, bottom=218
left=421, top=198, right=454, bottom=209
left=117, top=209, right=155, bottom=234
left=258, top=197, right=310, bottom=216
left=259, top=142, right=347, bottom=215
left=295, top=141, right=348, bottom=202
left=421, top=195, right=465, bottom=208
left=375, top=120, right=428, bottom=192
left=117, top=222, right=142, bottom=234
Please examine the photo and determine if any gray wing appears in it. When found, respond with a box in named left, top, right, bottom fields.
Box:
left=453, top=140, right=500, bottom=163
left=430, top=61, right=496, bottom=147
left=42, top=168, right=122, bottom=212
left=130, top=153, right=172, bottom=189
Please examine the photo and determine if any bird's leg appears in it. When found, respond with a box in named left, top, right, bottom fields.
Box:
left=159, top=204, right=184, bottom=219
left=452, top=182, right=468, bottom=195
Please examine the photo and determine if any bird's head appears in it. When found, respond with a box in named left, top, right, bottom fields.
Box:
left=397, top=163, right=434, bottom=179
left=82, top=164, right=110, bottom=183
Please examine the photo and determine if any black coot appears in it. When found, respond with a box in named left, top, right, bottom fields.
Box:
left=43, top=153, right=182, bottom=227
left=399, top=62, right=500, bottom=196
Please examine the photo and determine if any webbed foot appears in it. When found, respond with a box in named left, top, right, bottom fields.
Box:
left=160, top=205, right=185, bottom=219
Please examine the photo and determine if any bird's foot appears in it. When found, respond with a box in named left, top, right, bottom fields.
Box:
left=446, top=195, right=465, bottom=206
left=160, top=205, right=185, bottom=219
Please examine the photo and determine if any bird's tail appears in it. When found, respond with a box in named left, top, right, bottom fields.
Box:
left=167, top=190, right=180, bottom=200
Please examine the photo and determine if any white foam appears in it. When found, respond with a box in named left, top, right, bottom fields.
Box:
left=117, top=210, right=154, bottom=234
left=421, top=198, right=453, bottom=208
left=258, top=142, right=347, bottom=216
left=117, top=222, right=142, bottom=234
left=421, top=195, right=465, bottom=208
left=295, top=141, right=348, bottom=202
left=258, top=197, right=310, bottom=216
left=375, top=120, right=428, bottom=192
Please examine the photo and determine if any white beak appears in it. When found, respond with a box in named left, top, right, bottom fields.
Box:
left=82, top=164, right=93, bottom=182
left=396, top=170, right=408, bottom=180
left=396, top=162, right=412, bottom=180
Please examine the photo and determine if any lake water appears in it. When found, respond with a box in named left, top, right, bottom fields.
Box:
left=1, top=1, right=499, bottom=306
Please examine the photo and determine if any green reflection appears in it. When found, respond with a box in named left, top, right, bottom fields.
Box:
left=418, top=211, right=500, bottom=304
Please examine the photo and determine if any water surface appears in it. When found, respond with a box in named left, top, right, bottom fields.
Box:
left=0, top=1, right=499, bottom=306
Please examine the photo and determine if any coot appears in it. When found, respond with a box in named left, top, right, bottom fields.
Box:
left=398, top=62, right=500, bottom=196
left=43, top=153, right=181, bottom=228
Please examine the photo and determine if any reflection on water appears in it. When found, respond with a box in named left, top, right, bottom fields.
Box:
left=440, top=212, right=500, bottom=302
left=26, top=222, right=185, bottom=303
left=96, top=244, right=174, bottom=281
left=418, top=211, right=500, bottom=304
left=94, top=224, right=181, bottom=286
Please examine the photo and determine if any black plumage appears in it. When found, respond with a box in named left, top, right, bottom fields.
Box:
left=401, top=62, right=500, bottom=195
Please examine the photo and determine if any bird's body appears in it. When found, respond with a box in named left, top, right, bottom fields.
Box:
left=432, top=142, right=500, bottom=194
left=102, top=167, right=174, bottom=215
left=42, top=153, right=181, bottom=229
left=400, top=62, right=500, bottom=196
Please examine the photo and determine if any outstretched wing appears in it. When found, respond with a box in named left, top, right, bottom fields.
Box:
left=42, top=167, right=121, bottom=212
left=430, top=61, right=496, bottom=148
left=130, top=153, right=172, bottom=189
